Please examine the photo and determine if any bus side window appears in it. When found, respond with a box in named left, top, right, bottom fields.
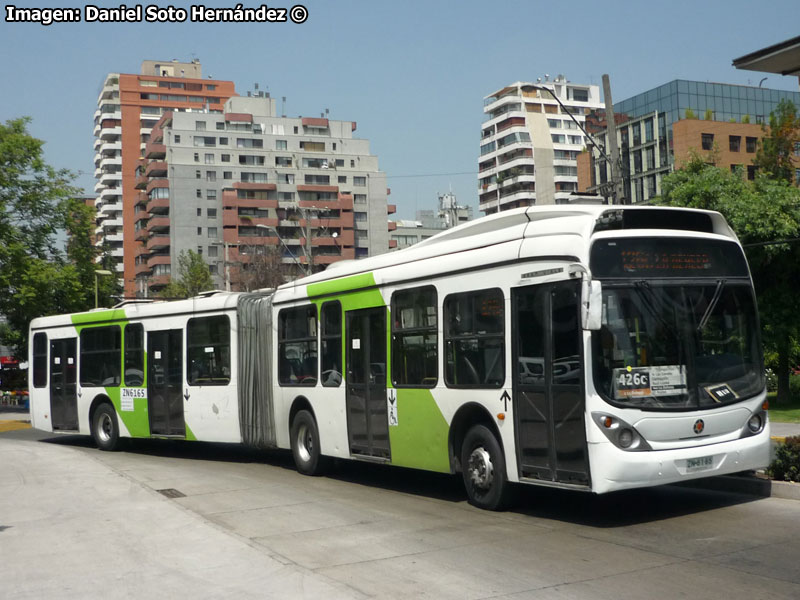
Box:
left=33, top=332, right=48, bottom=388
left=391, top=286, right=438, bottom=388
left=124, top=324, right=144, bottom=386
left=80, top=326, right=122, bottom=387
left=444, top=288, right=505, bottom=389
left=320, top=301, right=342, bottom=387
left=278, top=305, right=318, bottom=386
left=187, top=315, right=231, bottom=386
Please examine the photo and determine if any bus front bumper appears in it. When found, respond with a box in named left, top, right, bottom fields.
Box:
left=588, top=427, right=771, bottom=495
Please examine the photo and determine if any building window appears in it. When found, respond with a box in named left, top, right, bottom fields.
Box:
left=197, top=208, right=202, bottom=217
left=197, top=227, right=202, bottom=235
left=207, top=190, right=217, bottom=200
left=354, top=212, right=367, bottom=221
left=194, top=153, right=199, bottom=162
left=124, top=324, right=144, bottom=386
left=392, top=286, right=437, bottom=388
left=208, top=245, right=218, bottom=258
left=195, top=121, right=206, bottom=131
left=338, top=176, right=347, bottom=183
left=174, top=134, right=181, bottom=144
left=747, top=165, right=757, bottom=180
left=276, top=140, right=287, bottom=150
left=730, top=164, right=743, bottom=174
left=221, top=154, right=231, bottom=162
left=223, top=171, right=232, bottom=180
left=196, top=189, right=202, bottom=198
left=354, top=176, right=366, bottom=186
left=216, top=122, right=225, bottom=131
left=207, top=227, right=218, bottom=238
left=354, top=194, right=367, bottom=204
left=746, top=137, right=757, bottom=153
left=80, top=326, right=121, bottom=387
left=219, top=137, right=228, bottom=145
left=644, top=118, right=654, bottom=143
left=205, top=153, right=214, bottom=164
left=278, top=305, right=317, bottom=386
left=796, top=169, right=800, bottom=186
left=444, top=289, right=504, bottom=388
left=729, top=136, right=741, bottom=152
left=195, top=170, right=201, bottom=179
left=187, top=316, right=230, bottom=386
left=320, top=301, right=342, bottom=387
left=206, top=171, right=216, bottom=181
left=701, top=133, right=714, bottom=151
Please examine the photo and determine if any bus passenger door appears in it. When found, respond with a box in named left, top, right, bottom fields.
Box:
left=147, top=329, right=185, bottom=437
left=345, top=308, right=390, bottom=459
left=512, top=281, right=589, bottom=485
left=50, top=338, right=78, bottom=431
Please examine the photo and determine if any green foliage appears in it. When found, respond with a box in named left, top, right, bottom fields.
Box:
left=0, top=117, right=116, bottom=359
left=654, top=150, right=800, bottom=404
left=754, top=99, right=800, bottom=184
left=767, top=436, right=800, bottom=482
left=159, top=250, right=215, bottom=299
left=742, top=114, right=751, bottom=124
left=703, top=108, right=713, bottom=121
left=684, top=108, right=697, bottom=120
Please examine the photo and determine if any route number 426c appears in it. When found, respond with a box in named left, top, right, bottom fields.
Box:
left=617, top=371, right=650, bottom=387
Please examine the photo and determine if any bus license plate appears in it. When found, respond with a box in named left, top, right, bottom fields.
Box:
left=686, top=456, right=713, bottom=472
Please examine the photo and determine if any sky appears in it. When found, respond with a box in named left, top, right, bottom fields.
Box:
left=1, top=0, right=799, bottom=220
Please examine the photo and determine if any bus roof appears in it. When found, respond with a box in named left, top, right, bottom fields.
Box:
left=277, top=205, right=737, bottom=298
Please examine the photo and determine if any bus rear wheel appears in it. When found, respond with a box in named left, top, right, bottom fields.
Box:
left=92, top=403, right=120, bottom=451
left=291, top=410, right=328, bottom=475
left=461, top=425, right=510, bottom=511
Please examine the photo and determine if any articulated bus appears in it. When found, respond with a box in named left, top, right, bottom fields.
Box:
left=29, top=205, right=771, bottom=509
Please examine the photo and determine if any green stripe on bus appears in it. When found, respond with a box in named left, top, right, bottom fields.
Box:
left=307, top=272, right=379, bottom=302
left=389, top=388, right=450, bottom=473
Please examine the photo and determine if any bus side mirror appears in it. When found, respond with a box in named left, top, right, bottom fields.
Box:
left=581, top=280, right=602, bottom=331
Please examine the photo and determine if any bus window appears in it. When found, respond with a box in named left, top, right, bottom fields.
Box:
left=444, top=288, right=504, bottom=388
left=320, top=301, right=342, bottom=387
left=187, top=315, right=231, bottom=386
left=124, top=324, right=144, bottom=386
left=278, top=306, right=317, bottom=386
left=33, top=332, right=48, bottom=388
left=392, top=286, right=437, bottom=388
left=80, top=326, right=121, bottom=387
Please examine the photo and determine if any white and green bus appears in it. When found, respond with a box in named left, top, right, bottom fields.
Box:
left=29, top=205, right=771, bottom=509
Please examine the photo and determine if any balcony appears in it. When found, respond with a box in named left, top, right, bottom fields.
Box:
left=147, top=254, right=171, bottom=268
left=99, top=126, right=122, bottom=141
left=145, top=142, right=166, bottom=159
left=145, top=161, right=168, bottom=178
left=146, top=179, right=169, bottom=194
left=135, top=174, right=149, bottom=189
left=146, top=235, right=170, bottom=251
left=146, top=216, right=170, bottom=234
left=233, top=181, right=277, bottom=192
left=146, top=196, right=170, bottom=214
left=135, top=262, right=152, bottom=276
left=134, top=211, right=149, bottom=225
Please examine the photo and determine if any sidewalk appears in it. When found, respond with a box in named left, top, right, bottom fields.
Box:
left=0, top=406, right=31, bottom=433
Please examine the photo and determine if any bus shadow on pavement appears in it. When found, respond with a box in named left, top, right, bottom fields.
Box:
left=39, top=435, right=761, bottom=525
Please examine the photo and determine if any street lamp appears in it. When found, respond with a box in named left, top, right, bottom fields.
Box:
left=94, top=269, right=113, bottom=308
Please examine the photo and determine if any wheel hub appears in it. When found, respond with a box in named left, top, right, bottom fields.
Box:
left=297, top=424, right=312, bottom=462
left=467, top=447, right=494, bottom=489
left=98, top=413, right=112, bottom=443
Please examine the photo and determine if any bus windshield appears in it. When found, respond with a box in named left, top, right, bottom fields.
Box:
left=591, top=282, right=763, bottom=410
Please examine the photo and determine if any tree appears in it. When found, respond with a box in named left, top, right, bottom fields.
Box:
left=754, top=99, right=800, bottom=184
left=655, top=151, right=800, bottom=404
left=159, top=250, right=215, bottom=299
left=0, top=117, right=112, bottom=359
left=238, top=245, right=288, bottom=291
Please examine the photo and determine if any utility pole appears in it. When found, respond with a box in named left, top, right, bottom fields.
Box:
left=602, top=74, right=626, bottom=204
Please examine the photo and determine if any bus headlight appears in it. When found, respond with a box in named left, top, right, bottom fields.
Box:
left=739, top=410, right=767, bottom=438
left=592, top=413, right=652, bottom=451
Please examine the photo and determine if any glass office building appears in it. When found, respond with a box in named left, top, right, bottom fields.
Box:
left=616, top=80, right=800, bottom=131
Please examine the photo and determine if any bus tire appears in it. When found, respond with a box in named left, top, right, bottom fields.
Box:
left=92, top=403, right=120, bottom=452
left=291, top=410, right=328, bottom=476
left=461, top=424, right=510, bottom=511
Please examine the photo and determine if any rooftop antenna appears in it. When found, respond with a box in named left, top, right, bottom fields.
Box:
left=282, top=96, right=286, bottom=117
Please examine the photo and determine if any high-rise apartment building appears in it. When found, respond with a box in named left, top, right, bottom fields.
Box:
left=579, top=80, right=800, bottom=202
left=478, top=77, right=603, bottom=214
left=136, top=95, right=394, bottom=295
left=93, top=60, right=236, bottom=296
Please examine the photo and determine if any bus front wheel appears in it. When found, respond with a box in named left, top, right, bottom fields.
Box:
left=92, top=403, right=120, bottom=451
left=290, top=410, right=328, bottom=476
left=461, top=425, right=510, bottom=511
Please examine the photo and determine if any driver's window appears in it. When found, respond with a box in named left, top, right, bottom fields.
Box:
left=278, top=305, right=318, bottom=386
left=320, top=301, right=342, bottom=387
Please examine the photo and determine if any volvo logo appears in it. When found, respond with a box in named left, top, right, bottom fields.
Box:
left=693, top=419, right=705, bottom=435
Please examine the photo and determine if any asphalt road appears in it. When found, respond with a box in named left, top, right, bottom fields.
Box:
left=2, top=426, right=799, bottom=599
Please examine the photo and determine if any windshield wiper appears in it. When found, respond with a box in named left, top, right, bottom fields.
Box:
left=697, top=280, right=725, bottom=333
